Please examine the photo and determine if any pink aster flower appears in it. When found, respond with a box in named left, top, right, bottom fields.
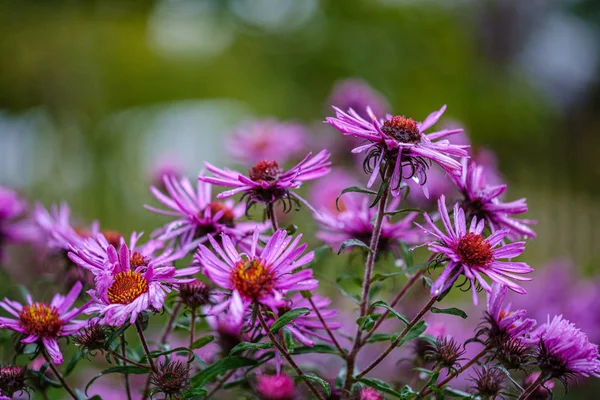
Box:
left=308, top=168, right=357, bottom=215
left=0, top=282, right=89, bottom=364
left=226, top=119, right=308, bottom=165
left=325, top=105, right=468, bottom=197
left=145, top=175, right=267, bottom=248
left=255, top=373, right=295, bottom=400
left=359, top=387, right=383, bottom=400
left=200, top=150, right=331, bottom=212
left=533, top=315, right=600, bottom=381
left=417, top=195, right=532, bottom=305
left=196, top=229, right=318, bottom=314
left=328, top=78, right=390, bottom=122
left=69, top=233, right=199, bottom=326
left=0, top=186, right=36, bottom=261
left=453, top=158, right=536, bottom=240
left=264, top=293, right=340, bottom=347
left=485, top=283, right=536, bottom=342
left=315, top=194, right=423, bottom=255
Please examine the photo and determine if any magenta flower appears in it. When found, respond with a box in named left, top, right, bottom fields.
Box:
left=417, top=195, right=532, bottom=305
left=325, top=105, right=468, bottom=197
left=200, top=150, right=331, bottom=212
left=315, top=195, right=423, bottom=255
left=69, top=233, right=199, bottom=326
left=226, top=119, right=307, bottom=165
left=264, top=293, right=340, bottom=347
left=359, top=387, right=383, bottom=400
left=0, top=282, right=89, bottom=364
left=328, top=78, right=390, bottom=122
left=308, top=168, right=357, bottom=215
left=486, top=283, right=536, bottom=341
left=453, top=158, right=536, bottom=240
left=0, top=186, right=36, bottom=261
left=145, top=175, right=266, bottom=247
left=533, top=315, right=600, bottom=380
left=196, top=229, right=317, bottom=313
left=255, top=373, right=295, bottom=400
left=34, top=202, right=100, bottom=251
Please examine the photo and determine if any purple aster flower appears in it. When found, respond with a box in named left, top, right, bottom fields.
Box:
left=145, top=175, right=267, bottom=248
left=205, top=292, right=246, bottom=355
left=264, top=293, right=340, bottom=347
left=200, top=150, right=331, bottom=213
left=226, top=119, right=308, bottom=165
left=315, top=194, right=423, bottom=255
left=0, top=282, right=89, bottom=364
left=69, top=233, right=199, bottom=326
left=328, top=78, right=390, bottom=122
left=359, top=387, right=383, bottom=400
left=308, top=168, right=357, bottom=215
left=34, top=202, right=99, bottom=251
left=325, top=105, right=468, bottom=197
left=0, top=186, right=36, bottom=261
left=532, top=315, right=600, bottom=381
left=417, top=195, right=532, bottom=305
left=484, top=283, right=536, bottom=344
left=255, top=373, right=295, bottom=400
left=196, top=229, right=318, bottom=314
left=453, top=158, right=536, bottom=240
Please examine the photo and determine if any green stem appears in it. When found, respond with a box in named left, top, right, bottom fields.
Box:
left=42, top=349, right=78, bottom=400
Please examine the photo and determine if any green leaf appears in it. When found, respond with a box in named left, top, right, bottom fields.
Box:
left=65, top=349, right=83, bottom=377
left=400, top=241, right=414, bottom=267
left=370, top=179, right=390, bottom=208
left=292, top=344, right=345, bottom=357
left=371, top=301, right=410, bottom=325
left=190, top=335, right=215, bottom=350
left=444, top=387, right=473, bottom=398
left=400, top=385, right=418, bottom=399
left=371, top=271, right=406, bottom=282
left=431, top=307, right=468, bottom=319
left=85, top=366, right=148, bottom=395
left=270, top=308, right=310, bottom=333
left=296, top=373, right=331, bottom=397
left=356, top=314, right=381, bottom=331
left=403, top=263, right=428, bottom=275
left=104, top=322, right=131, bottom=348
left=338, top=238, right=372, bottom=254
left=141, top=346, right=195, bottom=363
left=365, top=333, right=397, bottom=343
left=395, top=320, right=428, bottom=347
left=283, top=328, right=295, bottom=351
left=384, top=208, right=424, bottom=216
left=229, top=341, right=274, bottom=355
left=183, top=386, right=208, bottom=399
left=358, top=377, right=403, bottom=398
left=336, top=186, right=377, bottom=210
left=189, top=356, right=257, bottom=388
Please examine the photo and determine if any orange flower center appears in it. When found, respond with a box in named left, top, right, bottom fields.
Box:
left=102, top=230, right=123, bottom=248
left=208, top=202, right=235, bottom=226
left=19, top=303, right=62, bottom=337
left=381, top=116, right=421, bottom=143
left=108, top=270, right=148, bottom=304
left=249, top=160, right=282, bottom=183
left=456, top=232, right=494, bottom=267
left=129, top=251, right=149, bottom=268
left=230, top=258, right=275, bottom=300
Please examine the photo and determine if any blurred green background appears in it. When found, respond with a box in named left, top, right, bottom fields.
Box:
left=1, top=0, right=600, bottom=397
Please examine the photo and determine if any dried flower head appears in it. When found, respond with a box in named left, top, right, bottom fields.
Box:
left=470, top=366, right=505, bottom=398
left=179, top=280, right=213, bottom=309
left=0, top=365, right=28, bottom=397
left=149, top=361, right=190, bottom=399
left=425, top=336, right=466, bottom=373
left=72, top=320, right=109, bottom=353
left=495, top=338, right=532, bottom=371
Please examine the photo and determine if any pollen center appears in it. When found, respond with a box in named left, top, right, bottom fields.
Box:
left=208, top=202, right=235, bottom=226
left=130, top=251, right=149, bottom=268
left=456, top=232, right=494, bottom=267
left=102, top=230, right=122, bottom=248
left=19, top=303, right=62, bottom=337
left=230, top=258, right=275, bottom=300
left=381, top=116, right=421, bottom=143
left=108, top=270, right=148, bottom=304
left=249, top=160, right=283, bottom=183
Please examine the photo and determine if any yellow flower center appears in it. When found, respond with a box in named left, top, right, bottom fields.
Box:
left=19, top=303, right=62, bottom=337
left=108, top=270, right=148, bottom=304
left=230, top=258, right=275, bottom=300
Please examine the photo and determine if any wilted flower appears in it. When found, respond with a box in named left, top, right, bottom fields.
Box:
left=425, top=336, right=466, bottom=373
left=69, top=233, right=199, bottom=326
left=201, top=150, right=331, bottom=213
left=453, top=158, right=536, bottom=240
left=326, top=105, right=468, bottom=197
left=417, top=196, right=532, bottom=305
left=179, top=280, right=213, bottom=309
left=0, top=282, right=89, bottom=364
left=533, top=315, right=600, bottom=382
left=196, top=229, right=317, bottom=314
left=470, top=366, right=505, bottom=398
left=149, top=361, right=190, bottom=398
left=226, top=119, right=308, bottom=165
left=0, top=365, right=28, bottom=397
left=255, top=373, right=295, bottom=400
left=72, top=320, right=109, bottom=353
left=146, top=175, right=265, bottom=248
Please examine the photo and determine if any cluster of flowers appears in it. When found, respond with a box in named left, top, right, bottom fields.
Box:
left=0, top=78, right=598, bottom=400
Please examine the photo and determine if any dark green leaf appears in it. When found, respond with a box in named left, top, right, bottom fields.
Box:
left=358, top=377, right=403, bottom=398
left=183, top=386, right=208, bottom=399
left=189, top=356, right=257, bottom=388
left=283, top=328, right=295, bottom=352
left=65, top=349, right=83, bottom=377
left=141, top=346, right=195, bottom=363
left=85, top=366, right=148, bottom=395
left=444, top=387, right=473, bottom=398
left=431, top=307, right=468, bottom=319
left=396, top=320, right=428, bottom=347
left=371, top=301, right=410, bottom=325
left=285, top=224, right=298, bottom=235
left=370, top=179, right=390, bottom=208
left=400, top=385, right=418, bottom=399
left=292, top=344, right=345, bottom=357
left=296, top=373, right=331, bottom=397
left=104, top=322, right=131, bottom=348
left=229, top=341, right=273, bottom=355
left=336, top=186, right=376, bottom=210
left=403, top=263, right=428, bottom=275
left=365, top=333, right=397, bottom=343
left=371, top=271, right=406, bottom=282
left=190, top=335, right=215, bottom=350
left=384, top=208, right=424, bottom=216
left=338, top=238, right=372, bottom=254
left=356, top=314, right=380, bottom=331
left=270, top=308, right=310, bottom=333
